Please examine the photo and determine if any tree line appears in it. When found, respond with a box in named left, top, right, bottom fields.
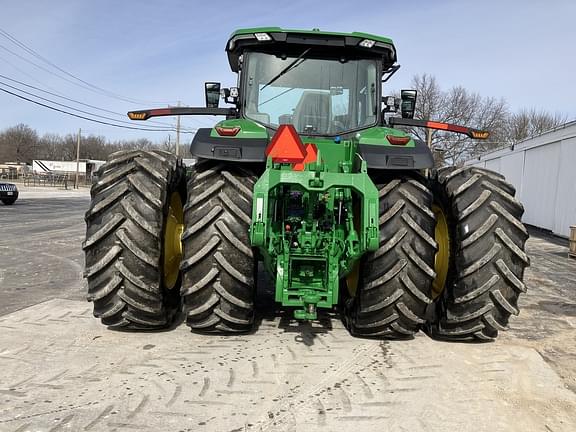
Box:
left=404, top=74, right=567, bottom=164
left=0, top=125, right=187, bottom=164
left=0, top=74, right=569, bottom=166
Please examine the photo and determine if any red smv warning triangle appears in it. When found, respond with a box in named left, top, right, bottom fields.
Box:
left=292, top=143, right=318, bottom=171
left=265, top=124, right=307, bottom=163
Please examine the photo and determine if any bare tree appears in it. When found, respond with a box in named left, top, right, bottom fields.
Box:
left=82, top=135, right=109, bottom=160
left=403, top=75, right=509, bottom=165
left=506, top=108, right=567, bottom=143
left=0, top=124, right=39, bottom=163
left=0, top=123, right=187, bottom=165
left=37, top=133, right=63, bottom=160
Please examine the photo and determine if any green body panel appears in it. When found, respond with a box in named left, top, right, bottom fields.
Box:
left=208, top=121, right=415, bottom=149
left=232, top=26, right=408, bottom=319
left=210, top=118, right=269, bottom=139
left=229, top=27, right=394, bottom=45
left=357, top=126, right=416, bottom=147
left=250, top=138, right=379, bottom=319
left=296, top=137, right=352, bottom=172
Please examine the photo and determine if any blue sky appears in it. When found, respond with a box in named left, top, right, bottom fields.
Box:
left=0, top=0, right=574, bottom=143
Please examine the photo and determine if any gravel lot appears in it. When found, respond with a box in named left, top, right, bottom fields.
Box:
left=0, top=187, right=575, bottom=431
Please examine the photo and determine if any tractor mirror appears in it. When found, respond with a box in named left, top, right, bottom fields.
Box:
left=400, top=90, right=417, bottom=119
left=205, top=82, right=221, bottom=108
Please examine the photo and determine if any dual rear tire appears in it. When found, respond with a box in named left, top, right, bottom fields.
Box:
left=343, top=175, right=436, bottom=338
left=427, top=167, right=529, bottom=340
left=344, top=167, right=529, bottom=341
left=84, top=153, right=528, bottom=340
left=84, top=154, right=258, bottom=332
left=83, top=150, right=186, bottom=329
left=180, top=160, right=257, bottom=333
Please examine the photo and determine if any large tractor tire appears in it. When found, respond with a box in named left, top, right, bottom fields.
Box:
left=428, top=166, right=529, bottom=340
left=344, top=176, right=437, bottom=338
left=83, top=150, right=186, bottom=329
left=180, top=160, right=258, bottom=333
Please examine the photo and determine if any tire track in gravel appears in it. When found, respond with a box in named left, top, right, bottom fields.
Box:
left=254, top=342, right=380, bottom=431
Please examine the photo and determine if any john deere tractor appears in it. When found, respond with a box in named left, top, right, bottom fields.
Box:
left=84, top=28, right=529, bottom=340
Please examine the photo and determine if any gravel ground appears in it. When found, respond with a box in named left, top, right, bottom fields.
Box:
left=0, top=188, right=574, bottom=431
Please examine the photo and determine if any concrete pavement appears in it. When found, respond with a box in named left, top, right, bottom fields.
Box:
left=0, top=187, right=575, bottom=431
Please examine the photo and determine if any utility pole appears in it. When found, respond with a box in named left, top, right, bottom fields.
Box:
left=175, top=101, right=181, bottom=157
left=75, top=128, right=81, bottom=189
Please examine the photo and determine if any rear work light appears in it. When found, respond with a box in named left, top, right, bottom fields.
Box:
left=387, top=135, right=411, bottom=146
left=215, top=126, right=241, bottom=136
left=254, top=33, right=272, bottom=41
left=359, top=39, right=375, bottom=48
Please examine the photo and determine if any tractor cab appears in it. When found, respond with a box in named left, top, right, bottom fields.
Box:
left=222, top=28, right=402, bottom=137
left=224, top=28, right=398, bottom=137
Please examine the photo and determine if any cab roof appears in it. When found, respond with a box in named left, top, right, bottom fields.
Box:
left=225, top=27, right=396, bottom=72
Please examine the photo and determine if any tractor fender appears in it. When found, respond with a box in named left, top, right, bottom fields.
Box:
left=190, top=128, right=268, bottom=162
left=359, top=139, right=434, bottom=170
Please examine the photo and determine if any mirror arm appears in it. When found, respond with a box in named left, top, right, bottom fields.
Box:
left=382, top=64, right=400, bottom=83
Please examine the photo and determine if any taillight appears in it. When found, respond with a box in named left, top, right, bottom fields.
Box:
left=387, top=135, right=411, bottom=146
left=215, top=126, right=241, bottom=136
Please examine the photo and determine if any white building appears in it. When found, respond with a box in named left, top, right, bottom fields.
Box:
left=465, top=121, right=576, bottom=238
left=32, top=159, right=105, bottom=179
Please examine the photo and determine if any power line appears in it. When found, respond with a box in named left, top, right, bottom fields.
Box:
left=0, top=53, right=64, bottom=95
left=0, top=29, right=217, bottom=130
left=0, top=86, right=196, bottom=133
left=0, top=28, right=216, bottom=132
left=0, top=27, right=175, bottom=106
left=0, top=54, right=212, bottom=130
left=0, top=79, right=183, bottom=130
left=0, top=72, right=196, bottom=132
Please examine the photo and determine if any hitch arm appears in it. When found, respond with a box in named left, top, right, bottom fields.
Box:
left=388, top=117, right=489, bottom=139
left=128, top=107, right=236, bottom=120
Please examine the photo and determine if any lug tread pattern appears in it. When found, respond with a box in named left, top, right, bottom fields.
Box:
left=181, top=160, right=258, bottom=334
left=431, top=167, right=529, bottom=341
left=346, top=176, right=436, bottom=338
left=84, top=150, right=184, bottom=329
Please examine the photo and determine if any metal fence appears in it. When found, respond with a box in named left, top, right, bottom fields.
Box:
left=2, top=173, right=91, bottom=189
left=0, top=170, right=20, bottom=181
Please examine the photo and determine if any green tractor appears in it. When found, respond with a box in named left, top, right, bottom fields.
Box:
left=84, top=28, right=529, bottom=340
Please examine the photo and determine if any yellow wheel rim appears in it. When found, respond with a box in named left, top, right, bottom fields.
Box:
left=346, top=261, right=360, bottom=297
left=163, top=192, right=184, bottom=290
left=432, top=204, right=450, bottom=299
